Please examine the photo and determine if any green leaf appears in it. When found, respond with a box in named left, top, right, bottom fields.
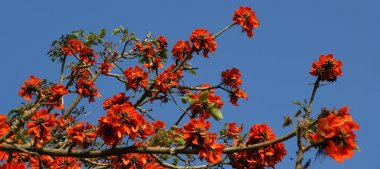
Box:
left=292, top=101, right=302, bottom=106
left=98, top=28, right=106, bottom=39
left=199, top=91, right=210, bottom=102
left=181, top=97, right=188, bottom=104
left=112, top=28, right=121, bottom=35
left=208, top=107, right=223, bottom=121
left=295, top=109, right=302, bottom=117
left=282, top=115, right=292, bottom=127
left=172, top=158, right=178, bottom=166
left=189, top=69, right=197, bottom=76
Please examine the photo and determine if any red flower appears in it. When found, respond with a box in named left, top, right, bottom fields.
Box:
left=63, top=39, right=82, bottom=56
left=221, top=68, right=242, bottom=88
left=309, top=106, right=359, bottom=163
left=0, top=115, right=10, bottom=138
left=233, top=6, right=259, bottom=38
left=198, top=133, right=225, bottom=164
left=50, top=157, right=81, bottom=169
left=46, top=84, right=68, bottom=110
left=124, top=66, right=149, bottom=91
left=229, top=88, right=248, bottom=106
left=26, top=109, right=56, bottom=142
left=152, top=120, right=166, bottom=129
left=189, top=28, right=217, bottom=58
left=102, top=92, right=130, bottom=110
left=0, top=162, right=26, bottom=169
left=183, top=118, right=211, bottom=145
left=67, top=122, right=96, bottom=147
left=99, top=61, right=115, bottom=76
left=157, top=35, right=168, bottom=48
left=134, top=42, right=155, bottom=58
left=155, top=65, right=183, bottom=93
left=226, top=122, right=242, bottom=138
left=97, top=113, right=124, bottom=145
left=64, top=39, right=97, bottom=65
left=110, top=153, right=148, bottom=169
left=171, top=40, right=192, bottom=60
left=75, top=77, right=101, bottom=102
left=143, top=56, right=164, bottom=71
left=189, top=85, right=224, bottom=119
left=18, top=75, right=42, bottom=102
left=309, top=54, right=343, bottom=82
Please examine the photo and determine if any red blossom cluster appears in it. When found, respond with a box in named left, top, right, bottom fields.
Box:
left=155, top=65, right=183, bottom=93
left=110, top=153, right=164, bottom=169
left=225, top=122, right=242, bottom=139
left=171, top=40, right=192, bottom=60
left=233, top=6, right=260, bottom=38
left=188, top=84, right=224, bottom=119
left=221, top=68, right=248, bottom=106
left=309, top=106, right=359, bottom=163
left=67, top=122, right=96, bottom=147
left=230, top=124, right=287, bottom=169
left=0, top=115, right=10, bottom=138
left=63, top=39, right=98, bottom=65
left=18, top=75, right=42, bottom=102
left=189, top=28, right=217, bottom=58
left=183, top=118, right=225, bottom=163
left=97, top=93, right=154, bottom=145
left=76, top=77, right=101, bottom=102
left=124, top=66, right=149, bottom=91
left=99, top=61, right=115, bottom=76
left=26, top=109, right=57, bottom=145
left=134, top=42, right=155, bottom=58
left=46, top=84, right=68, bottom=109
left=310, top=54, right=343, bottom=82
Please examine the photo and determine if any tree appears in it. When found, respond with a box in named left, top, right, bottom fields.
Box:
left=0, top=6, right=359, bottom=169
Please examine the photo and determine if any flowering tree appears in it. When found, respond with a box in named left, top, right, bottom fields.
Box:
left=0, top=6, right=359, bottom=169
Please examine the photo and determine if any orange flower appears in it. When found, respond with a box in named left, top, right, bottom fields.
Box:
left=155, top=65, right=183, bottom=93
left=309, top=106, right=359, bottom=163
left=63, top=39, right=82, bottom=56
left=99, top=61, right=115, bottom=76
left=221, top=68, right=242, bottom=88
left=189, top=86, right=224, bottom=119
left=233, top=6, right=259, bottom=38
left=0, top=162, right=26, bottom=169
left=67, top=122, right=95, bottom=147
left=64, top=39, right=97, bottom=65
left=143, top=56, right=164, bottom=71
left=18, top=75, right=42, bottom=102
left=157, top=35, right=168, bottom=48
left=171, top=40, right=192, bottom=60
left=50, top=157, right=81, bottom=169
left=46, top=84, right=68, bottom=110
left=309, top=54, right=343, bottom=82
left=0, top=115, right=10, bottom=138
left=26, top=109, right=56, bottom=142
left=247, top=124, right=276, bottom=144
left=152, top=120, right=165, bottom=129
left=226, top=122, right=242, bottom=138
left=229, top=88, right=248, bottom=106
left=102, top=92, right=129, bottom=110
left=97, top=114, right=124, bottom=145
left=110, top=154, right=148, bottom=169
left=183, top=118, right=211, bottom=145
left=75, top=77, right=101, bottom=102
left=198, top=133, right=225, bottom=164
left=134, top=42, right=155, bottom=58
left=124, top=66, right=149, bottom=91
left=29, top=155, right=54, bottom=169
left=189, top=28, right=217, bottom=58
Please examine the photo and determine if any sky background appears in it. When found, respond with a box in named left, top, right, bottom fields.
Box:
left=0, top=1, right=379, bottom=168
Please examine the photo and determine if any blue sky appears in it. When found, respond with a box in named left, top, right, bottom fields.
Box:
left=0, top=1, right=379, bottom=168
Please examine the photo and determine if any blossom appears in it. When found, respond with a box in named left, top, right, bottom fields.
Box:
left=229, top=88, right=248, bottom=106
left=26, top=109, right=56, bottom=142
left=97, top=114, right=125, bottom=145
left=189, top=28, right=217, bottom=58
left=63, top=39, right=82, bottom=56
left=110, top=153, right=148, bottom=169
left=198, top=133, right=225, bottom=164
left=221, top=68, right=242, bottom=88
left=0, top=115, right=10, bottom=138
left=226, top=122, right=242, bottom=138
left=75, top=77, right=101, bottom=102
left=0, top=162, right=26, bottom=169
left=124, top=66, right=149, bottom=91
left=18, top=75, right=42, bottom=102
left=309, top=54, right=343, bottom=82
left=99, top=61, right=115, bottom=76
left=67, top=122, right=96, bottom=147
left=102, top=92, right=129, bottom=110
left=309, top=106, right=359, bottom=163
left=29, top=155, right=54, bottom=169
left=157, top=35, right=168, bottom=48
left=183, top=118, right=211, bottom=145
left=64, top=39, right=97, bottom=65
left=189, top=85, right=224, bottom=119
left=46, top=84, right=68, bottom=109
left=134, top=42, right=155, bottom=58
left=51, top=157, right=81, bottom=169
left=233, top=6, right=259, bottom=38
left=155, top=65, right=182, bottom=93
left=171, top=40, right=192, bottom=60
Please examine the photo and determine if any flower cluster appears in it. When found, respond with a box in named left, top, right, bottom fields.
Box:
left=18, top=75, right=42, bottom=102
left=99, top=61, right=115, bottom=76
left=189, top=28, right=217, bottom=58
left=0, top=115, right=10, bottom=138
left=309, top=54, right=343, bottom=82
left=45, top=84, right=68, bottom=109
left=230, top=124, right=287, bottom=169
left=110, top=153, right=164, bottom=169
left=225, top=122, right=242, bottom=139
left=67, top=122, right=96, bottom=147
left=26, top=109, right=57, bottom=145
left=155, top=65, right=183, bottom=93
left=171, top=40, right=192, bottom=60
left=63, top=39, right=98, bottom=65
left=309, top=106, right=359, bottom=163
left=233, top=6, right=260, bottom=38
left=97, top=94, right=154, bottom=145
left=183, top=118, right=225, bottom=163
left=75, top=77, right=101, bottom=102
left=188, top=84, right=224, bottom=119
left=124, top=66, right=149, bottom=91
left=221, top=68, right=248, bottom=106
left=134, top=41, right=155, bottom=58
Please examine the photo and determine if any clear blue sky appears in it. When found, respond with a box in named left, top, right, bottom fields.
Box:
left=0, top=1, right=379, bottom=168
